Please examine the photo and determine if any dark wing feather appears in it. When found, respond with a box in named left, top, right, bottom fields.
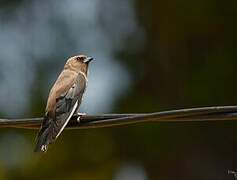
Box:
left=54, top=73, right=87, bottom=137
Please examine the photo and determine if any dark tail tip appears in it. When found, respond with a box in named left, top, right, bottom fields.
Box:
left=34, top=131, right=49, bottom=152
left=34, top=143, right=48, bottom=153
left=34, top=116, right=51, bottom=153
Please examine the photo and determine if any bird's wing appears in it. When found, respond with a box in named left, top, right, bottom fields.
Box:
left=46, top=69, right=78, bottom=113
left=35, top=71, right=87, bottom=152
left=49, top=72, right=87, bottom=139
left=54, top=73, right=87, bottom=138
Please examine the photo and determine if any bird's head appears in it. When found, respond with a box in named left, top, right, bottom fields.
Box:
left=65, top=54, right=93, bottom=75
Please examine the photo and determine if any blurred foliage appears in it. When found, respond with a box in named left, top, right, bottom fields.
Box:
left=0, top=0, right=237, bottom=179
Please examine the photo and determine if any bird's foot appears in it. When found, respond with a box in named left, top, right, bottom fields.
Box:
left=77, top=112, right=86, bottom=123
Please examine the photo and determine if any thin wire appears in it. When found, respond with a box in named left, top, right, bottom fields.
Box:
left=1, top=106, right=237, bottom=130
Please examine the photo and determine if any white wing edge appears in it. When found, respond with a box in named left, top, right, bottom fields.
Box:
left=56, top=100, right=78, bottom=139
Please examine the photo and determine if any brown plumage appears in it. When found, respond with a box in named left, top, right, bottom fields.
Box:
left=34, top=55, right=93, bottom=152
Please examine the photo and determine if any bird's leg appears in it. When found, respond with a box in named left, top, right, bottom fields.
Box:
left=76, top=112, right=86, bottom=123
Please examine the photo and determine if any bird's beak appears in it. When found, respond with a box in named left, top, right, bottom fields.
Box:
left=84, top=57, right=94, bottom=63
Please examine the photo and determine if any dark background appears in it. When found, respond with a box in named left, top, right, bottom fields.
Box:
left=0, top=0, right=237, bottom=179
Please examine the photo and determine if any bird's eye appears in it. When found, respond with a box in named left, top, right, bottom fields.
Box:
left=76, top=57, right=81, bottom=61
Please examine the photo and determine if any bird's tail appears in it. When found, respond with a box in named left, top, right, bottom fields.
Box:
left=34, top=115, right=57, bottom=152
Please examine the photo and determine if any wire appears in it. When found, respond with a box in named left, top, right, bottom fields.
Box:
left=1, top=106, right=237, bottom=130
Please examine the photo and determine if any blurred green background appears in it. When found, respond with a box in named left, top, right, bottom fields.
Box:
left=0, top=0, right=237, bottom=179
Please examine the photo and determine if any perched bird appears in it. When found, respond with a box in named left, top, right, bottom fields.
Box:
left=34, top=55, right=93, bottom=152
